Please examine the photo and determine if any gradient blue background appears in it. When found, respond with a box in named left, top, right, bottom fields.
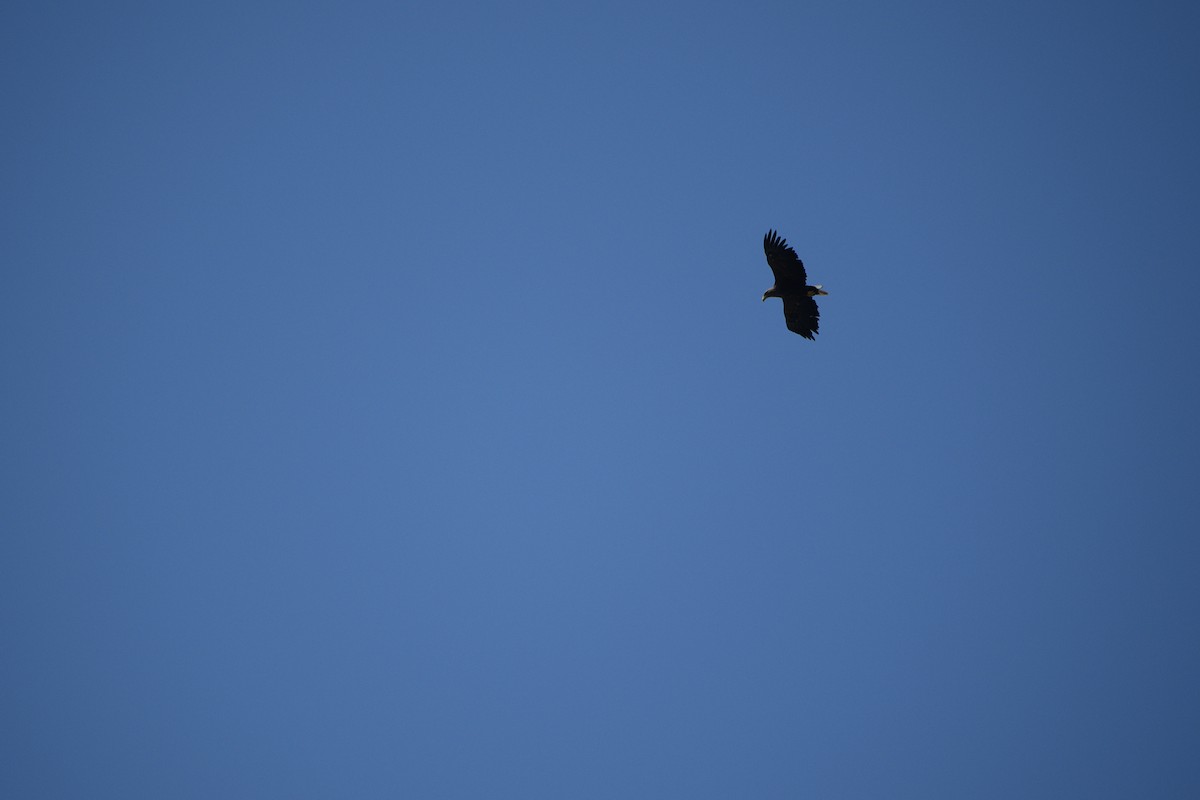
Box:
left=4, top=1, right=1199, bottom=797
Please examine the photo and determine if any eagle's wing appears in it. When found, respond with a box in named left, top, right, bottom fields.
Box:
left=782, top=295, right=820, bottom=340
left=764, top=229, right=808, bottom=287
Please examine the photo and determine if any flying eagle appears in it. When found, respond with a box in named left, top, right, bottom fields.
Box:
left=761, top=229, right=828, bottom=340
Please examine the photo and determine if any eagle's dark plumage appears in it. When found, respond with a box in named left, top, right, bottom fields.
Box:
left=761, top=229, right=828, bottom=339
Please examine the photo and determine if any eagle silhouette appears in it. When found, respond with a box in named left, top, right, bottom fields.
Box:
left=761, top=229, right=828, bottom=340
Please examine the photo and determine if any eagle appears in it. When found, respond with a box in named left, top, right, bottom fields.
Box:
left=761, top=229, right=828, bottom=340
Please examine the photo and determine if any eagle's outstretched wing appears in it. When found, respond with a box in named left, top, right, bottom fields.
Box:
left=782, top=295, right=820, bottom=340
left=764, top=229, right=808, bottom=288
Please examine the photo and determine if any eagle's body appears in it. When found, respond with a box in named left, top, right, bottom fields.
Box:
left=761, top=229, right=828, bottom=339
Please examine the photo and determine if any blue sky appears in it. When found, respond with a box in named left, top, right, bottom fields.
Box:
left=3, top=1, right=1199, bottom=797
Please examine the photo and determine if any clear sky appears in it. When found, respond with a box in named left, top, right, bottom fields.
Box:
left=3, top=1, right=1199, bottom=797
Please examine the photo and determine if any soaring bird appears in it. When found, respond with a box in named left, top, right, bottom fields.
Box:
left=761, top=229, right=828, bottom=339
